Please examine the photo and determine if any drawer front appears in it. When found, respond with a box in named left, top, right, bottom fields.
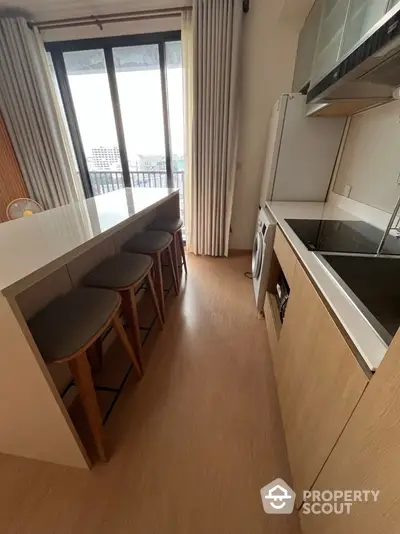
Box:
left=273, top=227, right=297, bottom=287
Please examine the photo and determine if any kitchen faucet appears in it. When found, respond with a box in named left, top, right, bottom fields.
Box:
left=377, top=194, right=400, bottom=254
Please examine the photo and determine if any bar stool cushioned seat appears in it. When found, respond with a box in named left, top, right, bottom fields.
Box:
left=83, top=252, right=152, bottom=290
left=148, top=217, right=187, bottom=284
left=29, top=287, right=141, bottom=463
left=83, top=251, right=163, bottom=370
left=149, top=218, right=183, bottom=233
left=123, top=231, right=172, bottom=254
left=28, top=288, right=119, bottom=362
left=123, top=230, right=178, bottom=321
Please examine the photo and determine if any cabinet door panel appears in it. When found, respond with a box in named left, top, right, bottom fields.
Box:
left=275, top=262, right=368, bottom=507
left=310, top=0, right=350, bottom=87
left=292, top=0, right=323, bottom=92
left=341, top=0, right=388, bottom=57
left=301, top=331, right=400, bottom=534
left=388, top=0, right=400, bottom=10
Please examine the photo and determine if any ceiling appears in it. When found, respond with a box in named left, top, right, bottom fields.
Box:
left=0, top=0, right=312, bottom=28
left=0, top=0, right=191, bottom=22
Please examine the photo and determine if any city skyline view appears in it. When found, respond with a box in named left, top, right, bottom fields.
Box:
left=65, top=44, right=185, bottom=175
left=86, top=144, right=184, bottom=173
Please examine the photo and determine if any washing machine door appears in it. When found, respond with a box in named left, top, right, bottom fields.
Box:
left=252, top=231, right=263, bottom=280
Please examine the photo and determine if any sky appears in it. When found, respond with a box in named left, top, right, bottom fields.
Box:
left=68, top=67, right=184, bottom=169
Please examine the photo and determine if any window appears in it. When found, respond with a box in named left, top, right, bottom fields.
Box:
left=47, top=32, right=185, bottom=223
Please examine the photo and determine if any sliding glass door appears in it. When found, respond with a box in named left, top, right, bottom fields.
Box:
left=63, top=49, right=124, bottom=195
left=113, top=45, right=167, bottom=186
left=165, top=41, right=185, bottom=221
left=47, top=32, right=185, bottom=222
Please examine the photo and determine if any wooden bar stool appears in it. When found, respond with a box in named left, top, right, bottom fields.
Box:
left=83, top=252, right=163, bottom=371
left=123, top=231, right=179, bottom=322
left=28, top=288, right=141, bottom=462
left=148, top=218, right=187, bottom=285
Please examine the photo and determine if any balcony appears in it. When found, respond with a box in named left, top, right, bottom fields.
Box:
left=89, top=171, right=185, bottom=222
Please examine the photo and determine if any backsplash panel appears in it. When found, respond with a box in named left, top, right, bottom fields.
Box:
left=333, top=100, right=400, bottom=214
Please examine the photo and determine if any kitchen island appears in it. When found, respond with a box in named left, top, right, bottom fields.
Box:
left=0, top=187, right=180, bottom=468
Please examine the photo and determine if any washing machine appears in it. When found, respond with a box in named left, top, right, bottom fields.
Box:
left=252, top=207, right=276, bottom=314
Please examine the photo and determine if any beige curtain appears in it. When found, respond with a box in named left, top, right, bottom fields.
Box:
left=0, top=17, right=83, bottom=209
left=189, top=0, right=242, bottom=256
left=182, top=11, right=194, bottom=251
left=34, top=27, right=85, bottom=202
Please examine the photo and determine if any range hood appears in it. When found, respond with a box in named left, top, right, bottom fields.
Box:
left=307, top=5, right=400, bottom=116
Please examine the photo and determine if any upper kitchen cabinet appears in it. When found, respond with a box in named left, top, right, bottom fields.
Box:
left=388, top=0, right=400, bottom=10
left=340, top=0, right=391, bottom=58
left=310, top=0, right=351, bottom=88
left=292, top=0, right=323, bottom=93
left=310, top=0, right=395, bottom=89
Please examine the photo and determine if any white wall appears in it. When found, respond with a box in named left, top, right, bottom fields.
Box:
left=229, top=0, right=301, bottom=250
left=280, top=0, right=315, bottom=25
left=333, top=100, right=400, bottom=214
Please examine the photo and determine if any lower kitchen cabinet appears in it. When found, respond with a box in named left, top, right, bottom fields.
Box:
left=300, top=331, right=400, bottom=534
left=273, top=260, right=369, bottom=508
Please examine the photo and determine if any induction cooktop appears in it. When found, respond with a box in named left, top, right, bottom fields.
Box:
left=285, top=219, right=400, bottom=255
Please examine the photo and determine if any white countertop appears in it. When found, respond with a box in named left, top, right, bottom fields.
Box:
left=0, top=188, right=178, bottom=295
left=266, top=200, right=388, bottom=371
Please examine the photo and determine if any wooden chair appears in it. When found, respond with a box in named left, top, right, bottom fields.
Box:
left=28, top=288, right=141, bottom=462
left=148, top=218, right=187, bottom=286
left=123, top=231, right=179, bottom=322
left=84, top=252, right=163, bottom=371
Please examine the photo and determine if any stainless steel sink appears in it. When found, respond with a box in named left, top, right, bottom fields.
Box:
left=316, top=253, right=400, bottom=345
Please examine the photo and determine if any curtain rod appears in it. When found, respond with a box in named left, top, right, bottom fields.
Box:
left=34, top=2, right=249, bottom=31
left=34, top=7, right=191, bottom=30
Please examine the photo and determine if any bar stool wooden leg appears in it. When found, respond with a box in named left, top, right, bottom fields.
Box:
left=112, top=313, right=142, bottom=378
left=68, top=352, right=107, bottom=462
left=121, top=288, right=144, bottom=371
left=153, top=251, right=165, bottom=322
left=146, top=271, right=164, bottom=330
left=178, top=230, right=187, bottom=275
left=167, top=244, right=179, bottom=295
left=94, top=337, right=103, bottom=367
left=172, top=232, right=181, bottom=286
left=87, top=338, right=103, bottom=375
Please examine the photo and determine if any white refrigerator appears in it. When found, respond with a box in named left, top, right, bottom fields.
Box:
left=259, top=93, right=347, bottom=206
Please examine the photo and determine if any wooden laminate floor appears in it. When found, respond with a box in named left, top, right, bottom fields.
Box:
left=0, top=254, right=300, bottom=534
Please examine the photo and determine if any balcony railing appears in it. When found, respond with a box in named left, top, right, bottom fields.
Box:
left=89, top=171, right=185, bottom=222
